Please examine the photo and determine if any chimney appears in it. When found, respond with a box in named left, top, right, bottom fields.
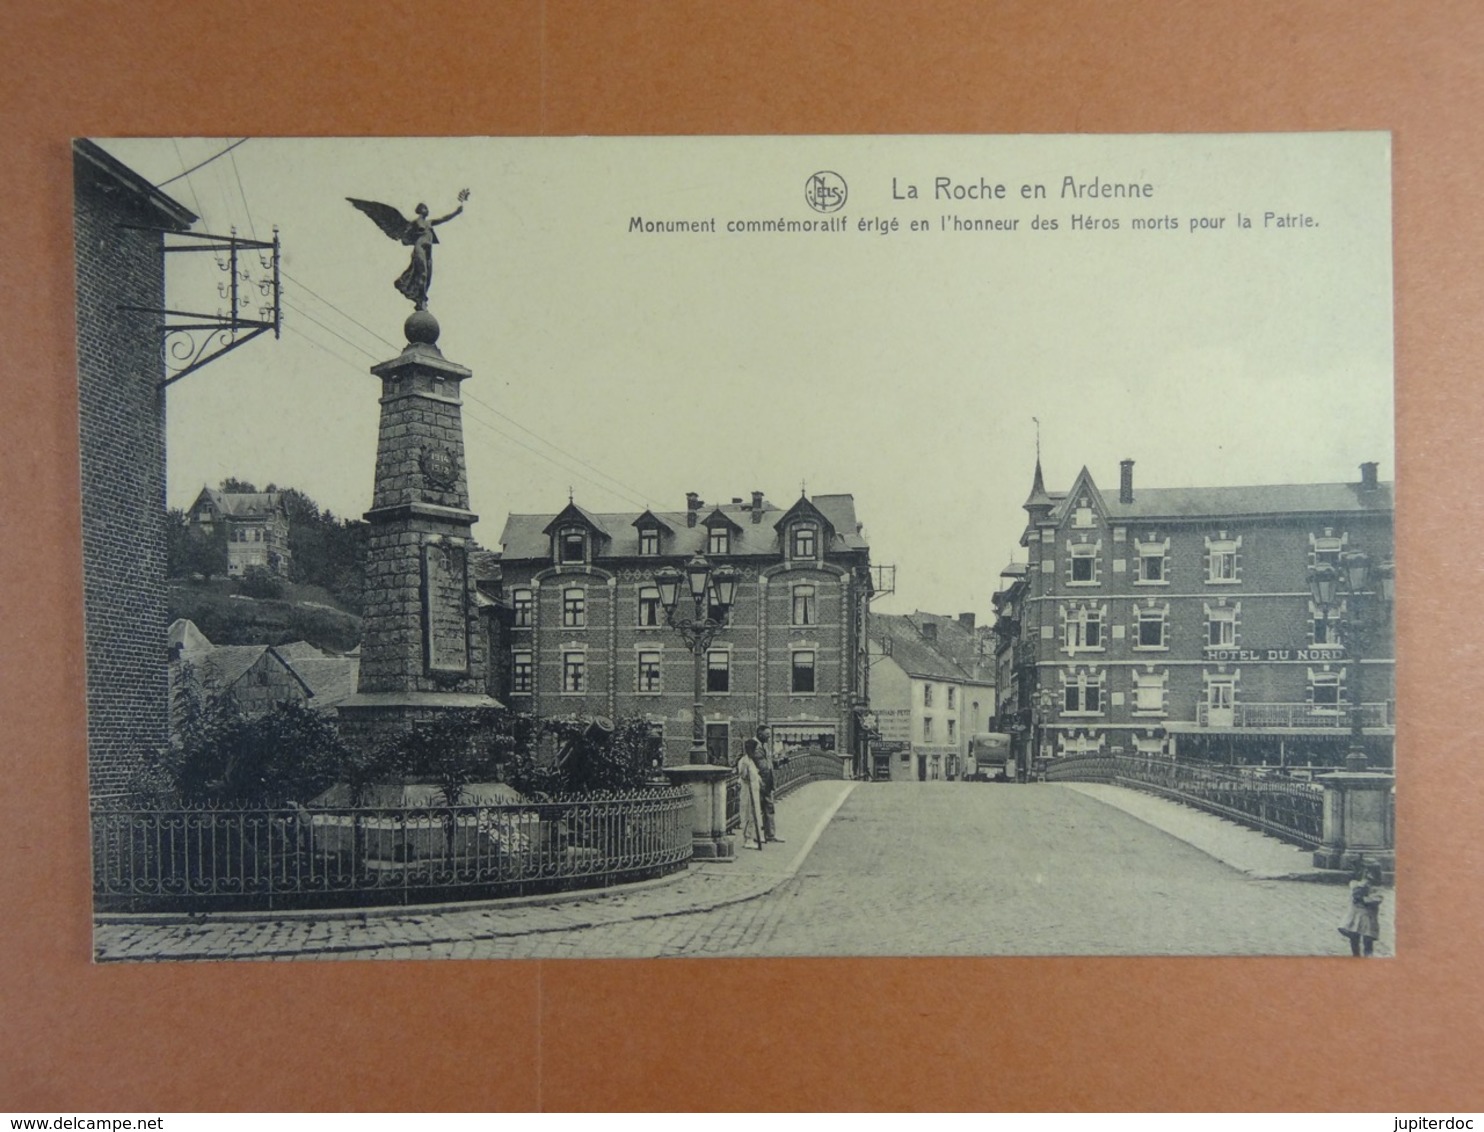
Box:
left=686, top=492, right=701, bottom=527
left=751, top=490, right=765, bottom=523
left=1119, top=459, right=1135, bottom=504
left=1360, top=462, right=1379, bottom=491
left=920, top=621, right=938, bottom=642
left=958, top=612, right=976, bottom=631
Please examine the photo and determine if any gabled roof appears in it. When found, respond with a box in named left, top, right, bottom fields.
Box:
left=542, top=501, right=612, bottom=541
left=773, top=494, right=837, bottom=541
left=500, top=494, right=868, bottom=562
left=632, top=509, right=675, bottom=534
left=872, top=614, right=973, bottom=682
left=701, top=506, right=743, bottom=533
left=192, top=487, right=285, bottom=519
left=1054, top=467, right=1110, bottom=527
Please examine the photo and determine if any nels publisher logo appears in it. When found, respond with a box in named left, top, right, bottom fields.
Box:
left=804, top=170, right=847, bottom=213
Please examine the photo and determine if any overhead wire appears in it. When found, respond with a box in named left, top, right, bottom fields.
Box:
left=174, top=146, right=660, bottom=512
left=159, top=138, right=249, bottom=187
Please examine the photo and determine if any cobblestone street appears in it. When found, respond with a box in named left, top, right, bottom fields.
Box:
left=96, top=780, right=1395, bottom=962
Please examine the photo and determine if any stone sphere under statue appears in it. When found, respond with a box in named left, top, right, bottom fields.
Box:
left=405, top=309, right=440, bottom=345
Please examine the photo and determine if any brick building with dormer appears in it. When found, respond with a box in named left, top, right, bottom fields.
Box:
left=494, top=490, right=873, bottom=769
left=992, top=458, right=1395, bottom=771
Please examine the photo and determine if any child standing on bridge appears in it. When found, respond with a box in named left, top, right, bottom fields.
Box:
left=1338, top=862, right=1384, bottom=957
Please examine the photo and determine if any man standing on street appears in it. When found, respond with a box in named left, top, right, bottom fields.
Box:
left=754, top=726, right=786, bottom=843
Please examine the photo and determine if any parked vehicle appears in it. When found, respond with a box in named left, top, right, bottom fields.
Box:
left=968, top=732, right=1014, bottom=781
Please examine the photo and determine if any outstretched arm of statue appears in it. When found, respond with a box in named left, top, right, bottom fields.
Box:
left=432, top=189, right=471, bottom=226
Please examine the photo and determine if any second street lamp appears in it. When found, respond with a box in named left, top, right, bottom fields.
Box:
left=654, top=554, right=738, bottom=766
left=1307, top=550, right=1395, bottom=773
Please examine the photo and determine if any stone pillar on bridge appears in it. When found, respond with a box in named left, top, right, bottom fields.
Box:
left=664, top=764, right=735, bottom=860
left=1312, top=769, right=1395, bottom=877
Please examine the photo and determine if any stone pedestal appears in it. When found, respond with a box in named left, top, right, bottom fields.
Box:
left=664, top=764, right=735, bottom=860
left=339, top=315, right=499, bottom=745
left=1312, top=770, right=1395, bottom=875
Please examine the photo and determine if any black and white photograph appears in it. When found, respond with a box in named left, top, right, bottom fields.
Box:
left=78, top=132, right=1396, bottom=962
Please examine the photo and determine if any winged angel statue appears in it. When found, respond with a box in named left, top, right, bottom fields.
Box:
left=347, top=189, right=470, bottom=310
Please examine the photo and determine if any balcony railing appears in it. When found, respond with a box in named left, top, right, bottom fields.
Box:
left=1195, top=701, right=1393, bottom=729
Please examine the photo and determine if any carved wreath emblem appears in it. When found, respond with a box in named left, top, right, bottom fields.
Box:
left=420, top=446, right=459, bottom=490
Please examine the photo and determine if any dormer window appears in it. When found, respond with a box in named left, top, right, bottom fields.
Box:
left=792, top=524, right=817, bottom=559
left=559, top=530, right=586, bottom=564
left=708, top=527, right=730, bottom=555
left=638, top=527, right=660, bottom=556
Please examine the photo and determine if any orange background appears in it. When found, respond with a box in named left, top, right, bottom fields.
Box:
left=2, top=0, right=1481, bottom=1112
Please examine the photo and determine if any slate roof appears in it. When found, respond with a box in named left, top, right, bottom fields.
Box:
left=499, top=494, right=868, bottom=561
left=196, top=645, right=271, bottom=689
left=194, top=488, right=286, bottom=519
left=871, top=614, right=971, bottom=682
left=904, top=612, right=993, bottom=680
left=1049, top=478, right=1394, bottom=522
left=273, top=640, right=326, bottom=662
left=288, top=656, right=361, bottom=710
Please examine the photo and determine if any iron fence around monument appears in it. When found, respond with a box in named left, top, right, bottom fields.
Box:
left=1044, top=754, right=1325, bottom=847
left=91, top=787, right=694, bottom=913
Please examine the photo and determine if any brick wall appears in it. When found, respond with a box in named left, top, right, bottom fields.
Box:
left=74, top=157, right=173, bottom=794
left=504, top=555, right=869, bottom=765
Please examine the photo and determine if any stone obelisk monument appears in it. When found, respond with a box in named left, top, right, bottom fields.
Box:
left=339, top=192, right=499, bottom=742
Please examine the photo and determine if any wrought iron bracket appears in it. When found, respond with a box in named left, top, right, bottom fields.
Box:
left=662, top=607, right=729, bottom=654
left=116, top=225, right=281, bottom=388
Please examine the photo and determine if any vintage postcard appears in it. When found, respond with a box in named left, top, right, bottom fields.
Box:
left=77, top=133, right=1394, bottom=961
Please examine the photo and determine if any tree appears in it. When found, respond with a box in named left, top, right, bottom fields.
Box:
left=219, top=477, right=259, bottom=494
left=166, top=507, right=227, bottom=579
left=168, top=665, right=345, bottom=806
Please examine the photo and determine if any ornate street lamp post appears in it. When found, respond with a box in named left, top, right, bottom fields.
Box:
left=1308, top=551, right=1395, bottom=772
left=655, top=554, right=738, bottom=766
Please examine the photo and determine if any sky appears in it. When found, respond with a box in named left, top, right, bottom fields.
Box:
left=94, top=134, right=1394, bottom=619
